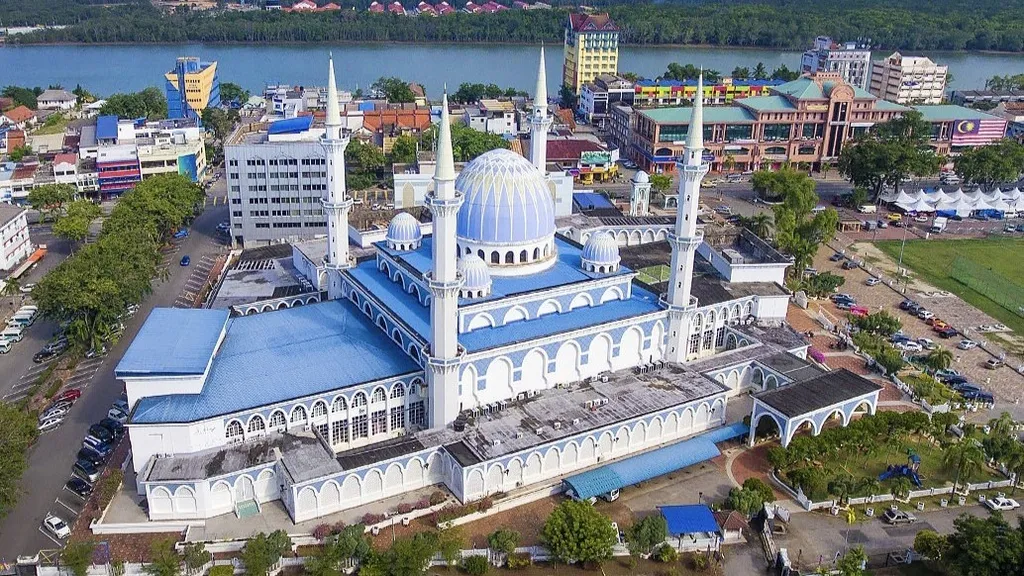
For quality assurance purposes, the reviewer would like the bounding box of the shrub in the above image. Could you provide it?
[506,553,531,570]
[690,553,710,571]
[462,555,489,576]
[312,523,332,541]
[414,498,431,510]
[488,529,521,555]
[397,503,414,515]
[331,521,346,535]
[477,496,494,512]
[362,512,384,525]
[655,544,678,563]
[429,490,447,505]
[432,503,475,524]
[209,566,234,576]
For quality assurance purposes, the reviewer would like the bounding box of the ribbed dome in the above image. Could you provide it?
[633,170,650,184]
[386,212,422,251]
[581,232,620,273]
[458,253,492,298]
[456,149,555,245]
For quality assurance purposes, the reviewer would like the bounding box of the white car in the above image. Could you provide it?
[896,341,923,353]
[985,496,1020,511]
[43,514,71,539]
[19,283,35,294]
[866,277,881,286]
[37,416,63,432]
[958,339,978,350]
[917,338,938,350]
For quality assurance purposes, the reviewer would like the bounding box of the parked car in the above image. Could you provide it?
[173,228,189,239]
[19,282,36,294]
[73,459,101,483]
[80,441,112,459]
[937,327,959,339]
[83,435,113,452]
[961,389,995,404]
[958,339,978,350]
[88,424,114,443]
[98,418,124,436]
[829,253,845,262]
[107,407,128,423]
[54,389,82,404]
[40,404,70,420]
[985,359,1005,369]
[77,447,106,467]
[931,320,950,331]
[836,301,854,311]
[898,300,917,311]
[715,205,732,215]
[866,277,881,286]
[112,397,129,414]
[914,215,929,223]
[180,255,191,267]
[882,509,917,525]
[935,369,961,380]
[33,348,64,364]
[895,341,923,353]
[65,477,94,499]
[916,338,937,350]
[842,260,858,270]
[38,416,64,432]
[43,514,71,539]
[985,497,1020,511]
[917,310,935,320]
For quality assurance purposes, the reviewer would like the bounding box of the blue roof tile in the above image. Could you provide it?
[116,308,229,377]
[659,505,721,536]
[130,301,420,424]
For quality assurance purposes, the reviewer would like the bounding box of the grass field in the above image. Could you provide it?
[875,238,1024,334]
[636,264,670,285]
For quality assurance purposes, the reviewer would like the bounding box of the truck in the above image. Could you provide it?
[857,205,877,214]
[931,216,948,233]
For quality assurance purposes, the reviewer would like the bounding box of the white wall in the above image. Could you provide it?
[754,295,790,323]
[124,375,207,412]
[130,423,201,475]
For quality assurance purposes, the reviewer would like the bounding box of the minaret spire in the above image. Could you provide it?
[529,46,553,172]
[664,68,710,363]
[320,54,353,299]
[325,52,341,135]
[535,46,548,113]
[426,85,464,429]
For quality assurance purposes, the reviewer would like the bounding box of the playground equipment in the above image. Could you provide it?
[878,451,923,487]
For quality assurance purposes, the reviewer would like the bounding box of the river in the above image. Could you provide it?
[1,43,1023,96]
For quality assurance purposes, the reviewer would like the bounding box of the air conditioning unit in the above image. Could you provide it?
[491,439,501,447]
[584,400,595,409]
[571,418,581,426]
[601,375,609,383]
[534,427,544,436]
[553,421,562,430]
[303,424,311,431]
[515,432,524,439]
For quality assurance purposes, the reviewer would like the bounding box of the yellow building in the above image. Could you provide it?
[164,57,221,120]
[562,12,619,94]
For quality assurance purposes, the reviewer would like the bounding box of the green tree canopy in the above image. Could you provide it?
[53,199,102,247]
[389,134,419,165]
[945,513,1024,576]
[371,77,417,103]
[143,538,182,576]
[28,183,75,221]
[61,541,96,576]
[664,63,721,83]
[541,500,617,565]
[420,121,509,162]
[487,528,521,555]
[955,138,1024,190]
[8,145,33,162]
[1,85,41,109]
[218,81,249,106]
[625,514,667,557]
[240,530,292,576]
[838,111,942,198]
[762,168,838,276]
[649,173,673,195]
[360,531,437,576]
[99,86,167,119]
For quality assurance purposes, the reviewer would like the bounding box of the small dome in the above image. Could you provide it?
[458,253,492,298]
[633,170,650,184]
[581,233,620,274]
[386,212,422,251]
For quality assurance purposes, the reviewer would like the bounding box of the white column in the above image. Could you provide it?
[321,54,352,300]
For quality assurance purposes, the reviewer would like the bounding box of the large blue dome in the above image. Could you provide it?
[455,149,555,245]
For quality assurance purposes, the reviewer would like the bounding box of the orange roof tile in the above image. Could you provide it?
[4,105,34,124]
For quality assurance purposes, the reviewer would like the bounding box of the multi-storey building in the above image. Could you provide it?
[633,78,784,109]
[0,204,31,272]
[913,105,1007,156]
[950,90,1024,107]
[629,73,906,173]
[800,36,872,90]
[135,120,207,182]
[224,116,330,247]
[165,57,221,120]
[869,53,947,105]
[578,74,635,128]
[562,12,619,94]
[51,153,99,194]
[464,99,518,136]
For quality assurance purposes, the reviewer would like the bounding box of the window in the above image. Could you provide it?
[352,393,367,407]
[408,401,425,427]
[371,409,387,435]
[290,405,307,425]
[372,388,387,403]
[715,326,726,348]
[226,420,244,440]
[390,406,405,430]
[314,423,328,440]
[390,384,405,399]
[269,411,286,430]
[352,414,368,439]
[248,416,265,434]
[311,402,328,421]
[332,396,347,413]
[331,419,349,444]
[763,124,792,141]
[702,330,714,350]
[689,333,700,354]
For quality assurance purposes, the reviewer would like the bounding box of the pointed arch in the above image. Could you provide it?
[467,312,496,331]
[543,446,561,474]
[562,441,579,467]
[630,420,647,448]
[520,348,549,389]
[585,333,613,376]
[486,463,504,493]
[648,416,664,441]
[466,468,485,497]
[554,340,581,382]
[384,463,404,493]
[320,481,341,511]
[524,452,542,478]
[598,431,614,457]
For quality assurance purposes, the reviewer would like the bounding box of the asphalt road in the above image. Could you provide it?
[0,190,229,559]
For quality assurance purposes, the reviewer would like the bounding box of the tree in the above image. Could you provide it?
[838,111,941,199]
[100,87,167,119]
[419,121,509,162]
[849,187,868,209]
[0,401,38,518]
[488,529,521,555]
[764,168,839,276]
[723,153,736,173]
[558,84,576,109]
[771,64,800,81]
[914,529,949,560]
[8,145,33,162]
[389,134,418,165]
[726,478,775,515]
[53,199,102,248]
[835,546,867,576]
[874,344,906,375]
[346,138,387,174]
[201,107,238,143]
[371,77,416,103]
[801,271,844,297]
[625,514,668,557]
[2,85,40,109]
[989,412,1016,437]
[731,66,750,79]
[943,441,986,493]
[181,542,211,576]
[649,173,672,195]
[462,555,489,576]
[741,212,773,239]
[144,538,182,576]
[852,311,902,336]
[218,81,249,106]
[61,541,95,576]
[945,514,1024,576]
[924,348,954,372]
[361,531,437,576]
[306,525,371,576]
[541,500,617,565]
[240,530,292,576]
[955,138,1024,190]
[752,167,810,203]
[752,62,768,80]
[890,476,913,499]
[27,183,74,222]
[664,63,721,83]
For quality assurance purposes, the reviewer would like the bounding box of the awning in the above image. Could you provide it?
[562,426,744,501]
[659,505,721,536]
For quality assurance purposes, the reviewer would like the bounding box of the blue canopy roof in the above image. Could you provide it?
[563,435,721,501]
[96,115,119,140]
[697,421,749,443]
[659,505,720,536]
[573,192,615,211]
[268,115,313,135]
[116,308,229,377]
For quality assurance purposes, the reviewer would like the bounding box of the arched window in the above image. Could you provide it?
[372,387,387,403]
[290,405,308,424]
[352,392,367,407]
[478,249,485,260]
[391,383,406,399]
[533,247,541,260]
[332,396,347,413]
[491,251,499,264]
[226,420,244,440]
[248,415,265,434]
[504,251,514,264]
[311,401,328,420]
[520,249,528,263]
[269,411,286,430]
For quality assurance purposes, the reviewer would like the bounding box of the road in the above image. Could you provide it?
[0,184,229,559]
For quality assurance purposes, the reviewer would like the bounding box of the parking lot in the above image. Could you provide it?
[174,253,220,309]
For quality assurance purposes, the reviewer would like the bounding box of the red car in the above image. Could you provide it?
[53,389,82,404]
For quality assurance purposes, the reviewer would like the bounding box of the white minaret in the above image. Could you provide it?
[629,172,652,216]
[529,47,552,172]
[321,54,352,300]
[426,92,464,429]
[664,72,709,364]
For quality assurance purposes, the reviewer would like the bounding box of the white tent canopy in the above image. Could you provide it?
[923,189,950,204]
[972,197,997,211]
[897,198,936,213]
[936,198,974,217]
[1002,188,1022,201]
[893,190,918,205]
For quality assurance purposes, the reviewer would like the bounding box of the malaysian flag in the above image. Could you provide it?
[951,118,1006,145]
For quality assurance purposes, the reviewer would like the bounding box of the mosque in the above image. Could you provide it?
[117,52,825,524]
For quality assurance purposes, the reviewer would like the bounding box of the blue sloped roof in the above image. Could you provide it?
[116,308,229,377]
[268,115,313,135]
[698,421,749,443]
[573,192,615,211]
[564,436,721,501]
[96,115,119,140]
[659,505,720,536]
[130,300,419,424]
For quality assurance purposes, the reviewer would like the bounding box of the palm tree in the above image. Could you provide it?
[925,349,954,372]
[843,507,857,550]
[1,277,20,307]
[1004,444,1024,495]
[745,213,773,239]
[891,477,913,500]
[988,412,1016,437]
[943,441,986,493]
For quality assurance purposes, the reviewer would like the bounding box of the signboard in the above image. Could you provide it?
[702,151,716,162]
[580,151,612,166]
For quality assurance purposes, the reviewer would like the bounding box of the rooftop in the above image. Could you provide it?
[3,105,34,124]
[912,104,1003,122]
[639,106,756,125]
[659,505,720,536]
[130,300,421,424]
[38,89,76,102]
[116,308,229,377]
[0,204,25,228]
[568,12,619,32]
[753,368,882,417]
[757,352,825,383]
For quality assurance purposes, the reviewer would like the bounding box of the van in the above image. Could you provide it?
[0,340,11,354]
[12,310,36,322]
[857,205,877,214]
[7,317,32,329]
[1,326,24,343]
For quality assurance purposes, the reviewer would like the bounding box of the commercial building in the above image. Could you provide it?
[629,73,907,173]
[463,99,517,136]
[36,89,78,111]
[950,90,1024,107]
[165,57,221,120]
[0,204,31,272]
[913,105,1007,156]
[90,115,206,198]
[562,12,619,94]
[51,153,99,194]
[633,78,784,109]
[578,74,635,128]
[869,53,947,105]
[800,36,872,90]
[990,101,1024,142]
[224,116,330,247]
